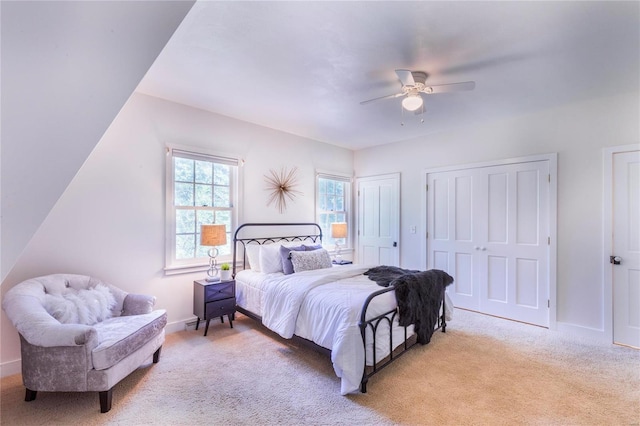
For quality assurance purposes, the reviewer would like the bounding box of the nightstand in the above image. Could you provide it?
[193,279,236,336]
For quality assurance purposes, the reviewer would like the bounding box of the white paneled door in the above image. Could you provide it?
[357,174,400,266]
[427,160,551,327]
[613,150,640,348]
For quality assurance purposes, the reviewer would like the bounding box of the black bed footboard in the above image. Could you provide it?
[358,287,446,393]
[232,222,449,395]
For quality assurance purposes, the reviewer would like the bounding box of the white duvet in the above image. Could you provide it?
[259,265,406,395]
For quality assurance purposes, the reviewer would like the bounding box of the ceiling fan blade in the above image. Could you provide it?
[440,54,527,75]
[360,92,404,105]
[395,69,415,86]
[422,81,475,94]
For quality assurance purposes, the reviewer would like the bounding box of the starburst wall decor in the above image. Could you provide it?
[264,166,303,213]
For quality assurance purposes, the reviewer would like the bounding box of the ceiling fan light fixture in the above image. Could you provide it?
[402,94,423,111]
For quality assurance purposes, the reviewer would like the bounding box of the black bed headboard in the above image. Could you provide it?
[232,223,323,277]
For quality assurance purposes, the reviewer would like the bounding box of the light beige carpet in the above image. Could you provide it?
[1,309,638,425]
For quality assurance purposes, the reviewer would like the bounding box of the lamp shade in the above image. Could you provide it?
[330,222,348,239]
[200,224,227,246]
[401,94,423,111]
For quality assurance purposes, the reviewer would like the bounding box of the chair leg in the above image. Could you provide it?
[25,388,37,402]
[99,389,113,413]
[153,346,162,363]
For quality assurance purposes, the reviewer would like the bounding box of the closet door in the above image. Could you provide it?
[427,160,550,327]
[428,168,483,311]
[480,161,549,326]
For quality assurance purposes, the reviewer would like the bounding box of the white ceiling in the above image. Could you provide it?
[136,1,639,151]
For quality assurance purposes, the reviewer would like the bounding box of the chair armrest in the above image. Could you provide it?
[3,296,99,348]
[23,322,98,348]
[122,293,156,315]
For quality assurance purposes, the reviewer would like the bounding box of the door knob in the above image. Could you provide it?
[610,256,622,265]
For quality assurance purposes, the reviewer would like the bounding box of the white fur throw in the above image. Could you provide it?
[43,284,116,325]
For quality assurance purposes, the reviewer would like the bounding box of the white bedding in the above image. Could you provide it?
[235,265,416,395]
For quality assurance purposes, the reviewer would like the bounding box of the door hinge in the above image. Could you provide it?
[357,190,360,196]
[548,299,550,308]
[548,174,551,183]
[548,236,550,245]
[426,184,429,191]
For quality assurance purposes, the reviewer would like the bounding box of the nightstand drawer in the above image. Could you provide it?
[194,279,236,336]
[206,298,236,318]
[205,281,235,302]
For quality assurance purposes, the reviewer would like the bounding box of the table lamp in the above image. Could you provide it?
[330,222,348,263]
[200,224,227,282]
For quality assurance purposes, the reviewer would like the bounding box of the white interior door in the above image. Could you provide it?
[357,174,400,266]
[480,162,549,326]
[613,150,640,347]
[428,168,481,311]
[427,160,551,327]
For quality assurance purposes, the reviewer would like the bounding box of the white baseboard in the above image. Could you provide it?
[1,359,21,378]
[161,317,200,334]
[556,321,611,345]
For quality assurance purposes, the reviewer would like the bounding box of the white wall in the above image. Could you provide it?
[0,0,194,281]
[1,0,635,375]
[0,93,353,374]
[354,91,640,339]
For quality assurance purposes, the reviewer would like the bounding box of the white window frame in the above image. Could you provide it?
[315,170,352,251]
[165,146,240,275]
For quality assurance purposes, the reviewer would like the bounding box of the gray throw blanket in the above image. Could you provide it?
[364,266,454,344]
[363,265,419,287]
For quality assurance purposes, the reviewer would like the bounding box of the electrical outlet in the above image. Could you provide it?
[410,226,417,234]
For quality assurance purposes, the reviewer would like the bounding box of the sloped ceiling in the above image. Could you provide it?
[137,1,639,150]
[1,1,195,281]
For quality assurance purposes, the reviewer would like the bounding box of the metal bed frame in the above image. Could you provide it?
[232,222,446,393]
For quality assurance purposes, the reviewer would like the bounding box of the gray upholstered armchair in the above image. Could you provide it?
[2,274,167,413]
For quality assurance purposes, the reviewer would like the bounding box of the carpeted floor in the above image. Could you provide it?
[1,309,638,425]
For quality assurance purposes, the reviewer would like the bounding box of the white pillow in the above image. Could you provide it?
[245,245,262,272]
[290,249,332,273]
[259,243,284,274]
[43,284,116,325]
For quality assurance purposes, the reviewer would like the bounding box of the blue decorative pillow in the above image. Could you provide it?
[280,245,305,275]
[303,244,323,251]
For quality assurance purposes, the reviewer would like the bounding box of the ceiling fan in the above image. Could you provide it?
[360,69,475,112]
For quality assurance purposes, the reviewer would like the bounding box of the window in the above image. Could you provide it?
[316,173,351,248]
[166,148,238,273]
